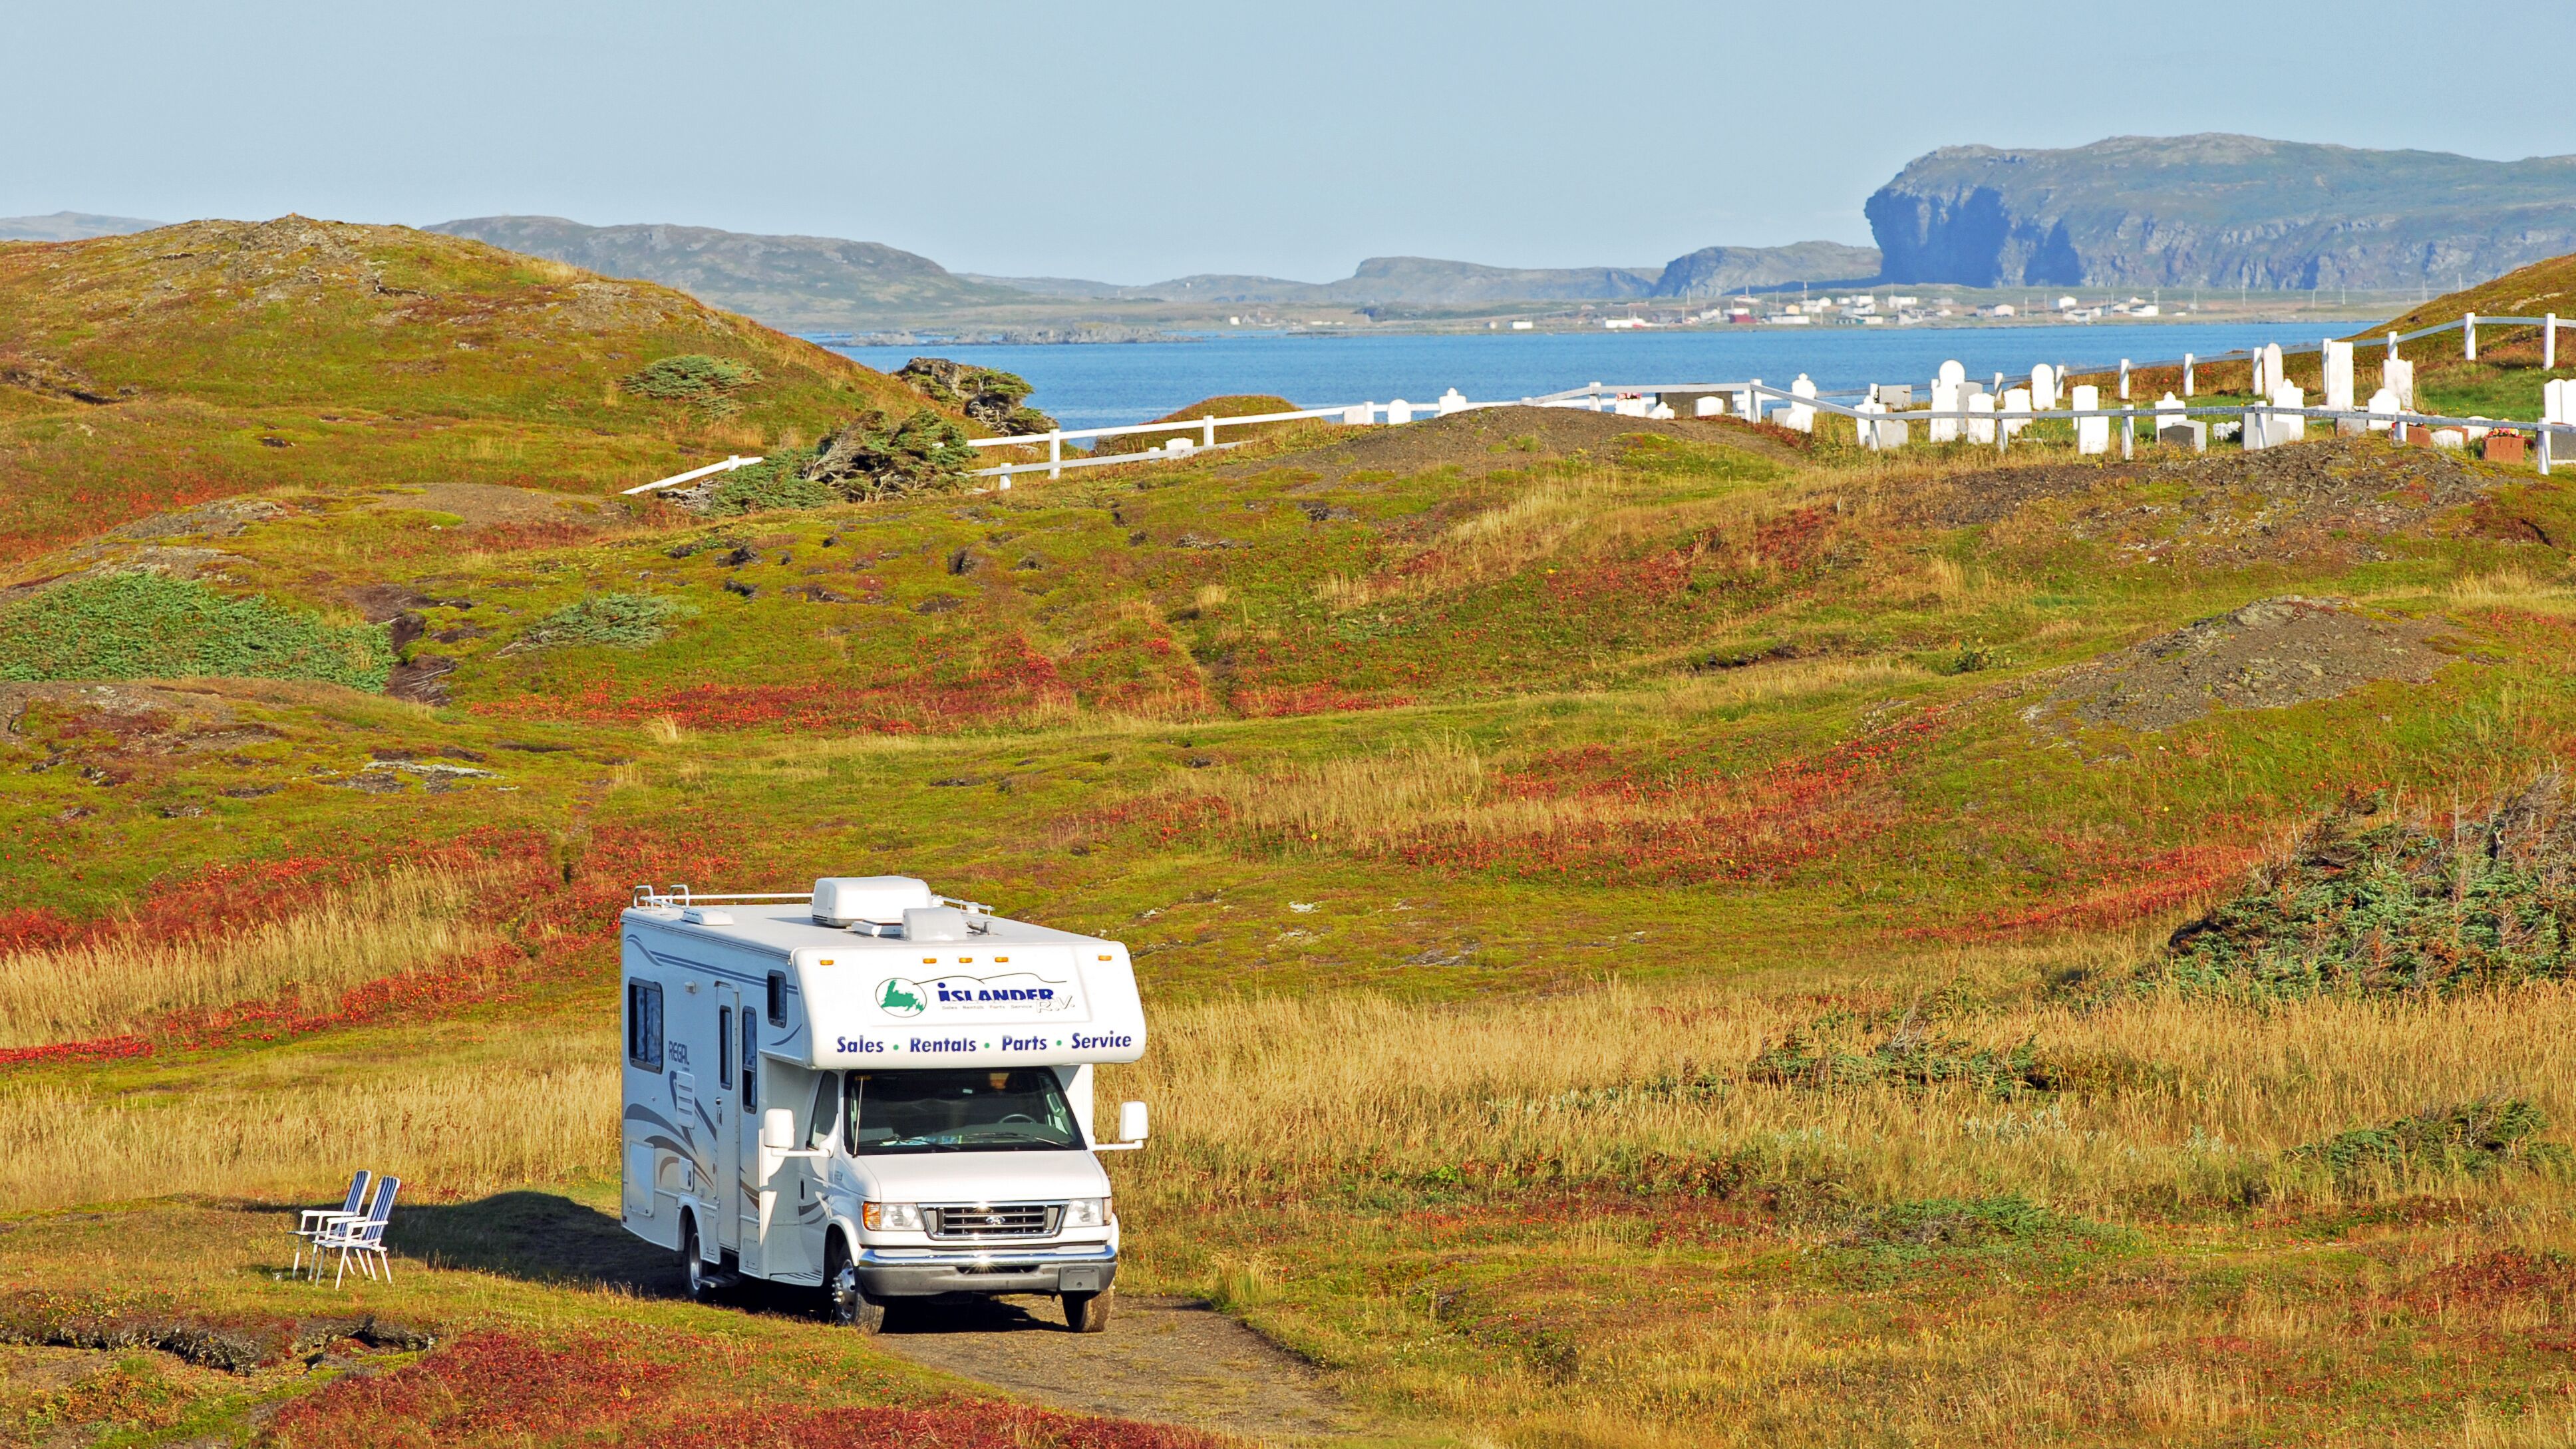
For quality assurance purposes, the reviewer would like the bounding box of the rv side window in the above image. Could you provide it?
[740,1011,758,1113]
[717,1007,733,1088]
[625,981,664,1071]
[808,1072,840,1150]
[766,971,786,1027]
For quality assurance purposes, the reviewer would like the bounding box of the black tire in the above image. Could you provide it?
[824,1237,887,1333]
[679,1216,715,1304]
[1064,1286,1114,1334]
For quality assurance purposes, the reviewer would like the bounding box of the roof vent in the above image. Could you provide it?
[902,905,974,942]
[681,907,734,926]
[812,876,935,929]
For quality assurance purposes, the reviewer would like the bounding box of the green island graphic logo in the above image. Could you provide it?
[874,978,927,1018]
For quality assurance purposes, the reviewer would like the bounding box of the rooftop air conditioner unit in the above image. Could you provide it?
[811,876,935,933]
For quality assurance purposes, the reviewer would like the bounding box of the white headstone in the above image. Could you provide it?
[2367,387,2399,432]
[1694,395,1725,418]
[1967,393,1997,445]
[2031,363,2058,410]
[2384,357,2415,410]
[2432,428,2468,450]
[1387,398,1414,424]
[2001,387,2033,437]
[1344,403,1374,425]
[2467,416,2493,443]
[1647,402,1675,420]
[1613,396,1649,418]
[1929,380,1961,442]
[1789,374,1818,433]
[1436,388,1468,415]
[2072,385,2108,454]
[2270,382,2305,444]
[2323,339,2355,411]
[2548,378,2569,426]
[1938,359,1967,388]
[2262,343,2285,398]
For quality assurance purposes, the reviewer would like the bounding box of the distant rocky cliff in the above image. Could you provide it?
[1865,134,2576,291]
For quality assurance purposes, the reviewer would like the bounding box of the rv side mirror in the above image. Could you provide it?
[761,1107,795,1152]
[1117,1100,1149,1143]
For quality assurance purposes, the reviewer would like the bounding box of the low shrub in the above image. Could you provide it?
[2287,1097,2571,1190]
[620,355,760,415]
[1840,1193,2128,1252]
[1748,1021,2052,1098]
[2160,773,2576,997]
[0,574,391,691]
[515,593,697,651]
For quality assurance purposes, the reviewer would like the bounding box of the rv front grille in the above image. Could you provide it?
[926,1203,1061,1240]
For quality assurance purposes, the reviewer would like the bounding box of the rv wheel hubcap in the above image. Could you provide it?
[832,1265,860,1323]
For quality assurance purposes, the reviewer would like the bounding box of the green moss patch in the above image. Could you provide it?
[0,575,391,690]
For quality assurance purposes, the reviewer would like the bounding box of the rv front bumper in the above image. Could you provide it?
[856,1244,1117,1299]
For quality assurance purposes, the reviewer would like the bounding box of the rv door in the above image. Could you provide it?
[736,1000,761,1262]
[714,987,744,1259]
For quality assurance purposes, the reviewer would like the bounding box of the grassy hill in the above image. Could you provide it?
[10,250,2576,1444]
[0,216,949,562]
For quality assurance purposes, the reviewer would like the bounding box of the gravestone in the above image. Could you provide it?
[2072,385,2108,454]
[2323,339,2356,411]
[1929,380,1961,443]
[2031,363,2058,410]
[2262,344,2285,399]
[1343,403,1374,425]
[1387,398,1414,424]
[2269,382,2305,444]
[1788,374,1818,433]
[2158,421,2207,451]
[2001,387,2033,437]
[2368,387,2400,432]
[1967,393,1997,444]
[1871,383,1913,408]
[1939,359,1967,389]
[1693,395,1726,418]
[2486,432,2528,464]
[1647,402,1675,420]
[1436,389,1468,416]
[2384,357,2416,410]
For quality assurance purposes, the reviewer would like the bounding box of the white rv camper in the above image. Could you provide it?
[619,876,1150,1333]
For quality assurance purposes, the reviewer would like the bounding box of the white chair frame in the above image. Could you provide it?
[315,1176,399,1287]
[292,1170,371,1278]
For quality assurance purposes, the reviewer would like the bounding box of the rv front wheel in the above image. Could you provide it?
[1063,1287,1115,1334]
[824,1239,887,1333]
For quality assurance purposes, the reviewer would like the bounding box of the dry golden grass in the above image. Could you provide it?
[0,1021,615,1210]
[1106,977,2576,1217]
[0,867,503,1048]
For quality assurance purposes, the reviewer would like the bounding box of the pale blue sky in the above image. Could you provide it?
[9,0,2570,283]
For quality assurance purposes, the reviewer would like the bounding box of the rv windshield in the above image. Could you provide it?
[846,1068,1083,1154]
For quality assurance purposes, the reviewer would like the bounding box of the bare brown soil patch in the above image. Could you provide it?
[1902,437,2493,565]
[878,1294,1355,1441]
[369,481,602,528]
[2034,596,2460,733]
[1225,404,1794,488]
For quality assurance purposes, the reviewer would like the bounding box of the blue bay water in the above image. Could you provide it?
[826,323,2333,431]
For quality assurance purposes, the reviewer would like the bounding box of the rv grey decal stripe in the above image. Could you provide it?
[626,934,795,986]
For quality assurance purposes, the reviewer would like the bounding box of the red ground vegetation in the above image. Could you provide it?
[1228,683,1415,718]
[0,822,747,1070]
[478,639,1078,732]
[265,1329,1232,1449]
[1907,840,2269,941]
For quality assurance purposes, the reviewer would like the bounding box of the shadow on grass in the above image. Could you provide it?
[385,1190,677,1294]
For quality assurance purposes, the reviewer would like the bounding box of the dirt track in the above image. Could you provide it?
[876,1294,1355,1443]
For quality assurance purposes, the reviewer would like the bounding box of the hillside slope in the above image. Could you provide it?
[426,215,1040,328]
[0,216,948,558]
[1868,133,2576,289]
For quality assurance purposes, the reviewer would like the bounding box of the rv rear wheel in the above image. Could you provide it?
[679,1217,715,1304]
[824,1239,887,1333]
[1063,1286,1115,1334]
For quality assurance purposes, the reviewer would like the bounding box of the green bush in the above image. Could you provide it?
[2159,774,2576,997]
[2288,1098,2571,1190]
[0,575,391,691]
[621,355,760,414]
[518,593,697,650]
[697,452,839,516]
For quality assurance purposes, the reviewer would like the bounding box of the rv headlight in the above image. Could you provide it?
[862,1201,921,1231]
[1062,1197,1109,1229]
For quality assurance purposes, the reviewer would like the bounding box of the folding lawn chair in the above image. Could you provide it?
[317,1176,399,1287]
[292,1170,371,1278]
